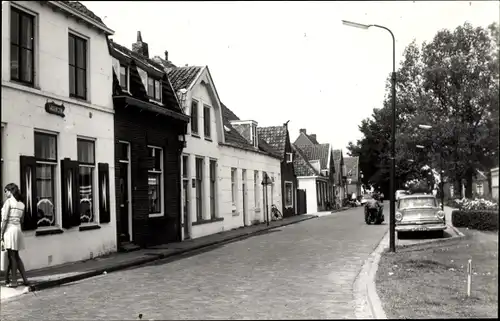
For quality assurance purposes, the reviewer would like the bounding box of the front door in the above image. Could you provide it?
[183,179,189,238]
[119,162,130,243]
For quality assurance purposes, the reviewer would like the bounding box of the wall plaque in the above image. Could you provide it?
[45,101,65,117]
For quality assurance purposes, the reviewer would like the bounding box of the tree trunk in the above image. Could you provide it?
[465,167,474,198]
[454,175,463,198]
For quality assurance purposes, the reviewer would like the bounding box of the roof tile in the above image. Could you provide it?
[60,1,107,27]
[257,126,287,157]
[166,66,204,92]
[294,144,330,170]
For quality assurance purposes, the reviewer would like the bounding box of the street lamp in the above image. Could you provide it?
[342,19,397,252]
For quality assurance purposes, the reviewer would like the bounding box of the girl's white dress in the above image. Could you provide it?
[1,197,26,251]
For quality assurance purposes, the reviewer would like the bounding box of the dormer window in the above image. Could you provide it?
[119,64,128,91]
[251,124,258,147]
[286,152,293,163]
[147,76,161,102]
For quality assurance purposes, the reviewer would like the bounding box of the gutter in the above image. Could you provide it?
[218,142,282,160]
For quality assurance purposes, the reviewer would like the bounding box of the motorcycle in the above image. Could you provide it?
[364,204,384,225]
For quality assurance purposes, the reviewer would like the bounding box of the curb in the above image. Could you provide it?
[29,215,317,293]
[354,231,389,319]
[396,224,465,250]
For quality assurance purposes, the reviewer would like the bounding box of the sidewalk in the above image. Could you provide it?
[1,213,318,300]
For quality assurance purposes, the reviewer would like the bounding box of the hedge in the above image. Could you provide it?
[452,210,499,231]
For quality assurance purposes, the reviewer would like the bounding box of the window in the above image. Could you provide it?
[34,132,57,227]
[191,100,199,135]
[182,155,189,220]
[69,33,87,99]
[77,139,95,223]
[147,76,162,101]
[316,181,321,206]
[204,105,211,139]
[476,183,483,196]
[231,168,237,207]
[251,124,258,147]
[148,146,163,215]
[119,64,128,90]
[195,158,203,221]
[286,152,293,163]
[10,7,34,84]
[209,160,216,219]
[254,171,259,208]
[285,182,293,207]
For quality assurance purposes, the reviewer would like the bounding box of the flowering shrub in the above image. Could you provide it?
[450,198,498,211]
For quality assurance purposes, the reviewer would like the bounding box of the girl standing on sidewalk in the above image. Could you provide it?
[1,183,29,288]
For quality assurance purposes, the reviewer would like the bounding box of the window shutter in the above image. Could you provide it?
[19,155,37,231]
[98,163,111,224]
[61,158,80,229]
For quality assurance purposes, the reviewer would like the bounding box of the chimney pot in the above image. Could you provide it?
[137,31,142,42]
[132,31,149,58]
[164,50,169,61]
[299,128,307,134]
[310,134,317,140]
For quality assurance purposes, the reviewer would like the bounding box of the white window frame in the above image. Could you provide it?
[34,130,59,229]
[251,124,258,147]
[147,76,162,102]
[68,30,90,101]
[195,157,204,221]
[148,145,164,217]
[77,137,97,224]
[285,181,293,208]
[254,170,260,209]
[231,168,237,212]
[286,152,293,163]
[191,99,199,136]
[476,183,483,196]
[10,3,40,87]
[209,159,217,219]
[203,104,211,139]
[119,64,129,91]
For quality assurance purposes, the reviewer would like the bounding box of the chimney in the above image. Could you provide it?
[310,134,317,141]
[299,128,307,134]
[164,50,169,61]
[132,31,149,58]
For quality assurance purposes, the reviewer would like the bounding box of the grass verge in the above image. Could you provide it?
[376,228,498,319]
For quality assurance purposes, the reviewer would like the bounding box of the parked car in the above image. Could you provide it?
[395,189,409,202]
[395,194,446,238]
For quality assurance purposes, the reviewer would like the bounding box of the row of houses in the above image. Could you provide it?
[0,1,361,270]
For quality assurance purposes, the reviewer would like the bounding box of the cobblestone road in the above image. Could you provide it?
[1,206,387,320]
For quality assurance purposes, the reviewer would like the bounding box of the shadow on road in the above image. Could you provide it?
[398,230,453,240]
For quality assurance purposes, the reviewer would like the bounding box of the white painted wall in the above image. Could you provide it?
[1,1,116,270]
[297,177,318,214]
[188,144,282,239]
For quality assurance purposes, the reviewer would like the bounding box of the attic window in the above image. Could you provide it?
[147,76,162,102]
[119,64,128,91]
[286,152,293,163]
[251,124,258,147]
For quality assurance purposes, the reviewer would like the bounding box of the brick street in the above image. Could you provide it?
[1,206,387,320]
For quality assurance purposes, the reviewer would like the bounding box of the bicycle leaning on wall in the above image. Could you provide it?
[271,204,283,221]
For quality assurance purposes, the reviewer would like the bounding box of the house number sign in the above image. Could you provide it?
[45,101,66,118]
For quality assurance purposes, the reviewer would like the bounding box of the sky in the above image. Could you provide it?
[81,1,499,154]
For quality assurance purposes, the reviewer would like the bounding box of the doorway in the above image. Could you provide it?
[118,141,132,243]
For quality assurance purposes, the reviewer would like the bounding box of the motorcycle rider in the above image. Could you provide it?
[365,193,383,221]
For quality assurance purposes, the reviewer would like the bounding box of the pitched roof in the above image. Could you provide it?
[344,156,360,183]
[292,144,320,177]
[109,41,183,114]
[293,131,319,146]
[166,66,203,92]
[257,126,288,156]
[220,103,281,158]
[294,144,330,170]
[333,149,342,160]
[60,1,107,27]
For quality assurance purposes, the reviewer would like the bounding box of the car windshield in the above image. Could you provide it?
[399,197,436,209]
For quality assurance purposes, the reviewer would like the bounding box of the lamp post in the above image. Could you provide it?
[342,20,397,252]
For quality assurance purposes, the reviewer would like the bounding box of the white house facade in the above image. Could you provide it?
[160,61,283,239]
[1,1,116,270]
